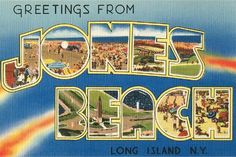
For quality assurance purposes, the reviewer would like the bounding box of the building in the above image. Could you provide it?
[97,96,103,123]
[136,101,140,112]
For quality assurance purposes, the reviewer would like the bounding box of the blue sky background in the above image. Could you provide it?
[0,0,236,156]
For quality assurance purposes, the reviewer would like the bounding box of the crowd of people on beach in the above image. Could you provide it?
[42,41,88,75]
[194,90,230,137]
[91,43,128,70]
[157,92,188,137]
[10,40,40,88]
[13,64,39,87]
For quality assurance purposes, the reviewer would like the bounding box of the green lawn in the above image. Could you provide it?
[141,120,153,131]
[182,55,199,64]
[123,120,153,136]
[89,91,118,116]
[59,90,84,122]
[59,112,78,122]
[132,120,153,131]
[69,90,84,104]
[59,128,82,136]
[59,90,82,111]
[171,64,201,76]
[122,105,151,116]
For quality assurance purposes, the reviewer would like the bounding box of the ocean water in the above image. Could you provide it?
[45,36,201,43]
[134,36,156,40]
[92,36,129,43]
[46,37,86,41]
[45,36,130,43]
[172,35,201,43]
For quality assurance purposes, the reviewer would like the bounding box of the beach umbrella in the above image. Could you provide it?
[47,62,66,69]
[207,111,216,118]
[169,107,178,114]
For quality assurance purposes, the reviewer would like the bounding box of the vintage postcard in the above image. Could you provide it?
[0,0,235,156]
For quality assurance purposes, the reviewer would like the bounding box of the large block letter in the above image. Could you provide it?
[1,30,42,92]
[169,28,204,80]
[122,87,155,139]
[156,87,191,140]
[89,22,130,73]
[193,87,232,140]
[55,87,87,140]
[87,87,120,139]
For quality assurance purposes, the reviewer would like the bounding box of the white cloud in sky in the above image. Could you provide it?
[133,27,166,38]
[24,34,39,39]
[172,31,201,36]
[91,25,167,38]
[91,25,129,37]
[46,29,83,38]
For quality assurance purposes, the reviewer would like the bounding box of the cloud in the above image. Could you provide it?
[46,29,84,38]
[91,25,129,37]
[133,27,166,38]
[172,31,201,36]
[24,35,39,39]
[91,25,167,38]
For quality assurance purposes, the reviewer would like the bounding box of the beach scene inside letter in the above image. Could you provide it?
[193,88,231,139]
[170,29,203,77]
[56,89,86,138]
[4,33,40,89]
[91,24,129,71]
[42,26,88,76]
[133,25,166,74]
[122,89,154,138]
[156,89,190,139]
[88,89,119,138]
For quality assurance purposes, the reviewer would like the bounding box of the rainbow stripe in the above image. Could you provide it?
[0,84,54,157]
[0,110,54,157]
[202,53,236,73]
[0,84,10,103]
